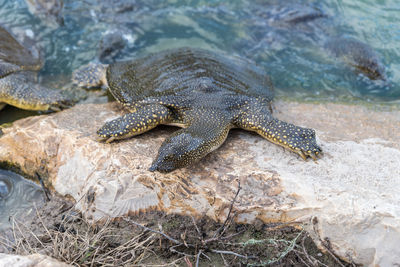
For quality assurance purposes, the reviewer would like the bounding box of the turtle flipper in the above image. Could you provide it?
[234,103,321,160]
[97,104,173,143]
[150,118,231,172]
[72,63,108,88]
[0,72,76,111]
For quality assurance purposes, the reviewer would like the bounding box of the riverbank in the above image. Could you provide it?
[0,100,399,266]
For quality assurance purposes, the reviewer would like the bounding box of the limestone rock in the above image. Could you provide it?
[0,253,70,267]
[0,101,399,266]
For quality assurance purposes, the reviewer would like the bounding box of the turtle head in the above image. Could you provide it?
[149,130,206,173]
[354,57,386,81]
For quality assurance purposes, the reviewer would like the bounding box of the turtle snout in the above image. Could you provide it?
[149,157,176,173]
[149,145,181,173]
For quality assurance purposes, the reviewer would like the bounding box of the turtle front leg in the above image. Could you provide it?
[234,105,322,160]
[97,104,173,143]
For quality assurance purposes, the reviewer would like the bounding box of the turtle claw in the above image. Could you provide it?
[105,137,115,143]
[303,144,322,161]
[94,133,114,143]
[298,150,307,160]
[309,151,318,161]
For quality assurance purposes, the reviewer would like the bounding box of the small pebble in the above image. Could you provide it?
[25,29,34,38]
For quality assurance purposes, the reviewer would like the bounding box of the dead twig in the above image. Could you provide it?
[184,256,193,267]
[211,181,241,240]
[195,249,202,267]
[320,239,345,267]
[293,249,329,267]
[123,217,181,245]
[35,172,51,201]
[210,249,252,259]
[301,234,319,267]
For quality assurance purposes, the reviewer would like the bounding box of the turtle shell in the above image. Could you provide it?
[105,47,274,105]
[0,26,42,78]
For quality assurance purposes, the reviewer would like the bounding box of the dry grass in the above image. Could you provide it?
[0,185,353,266]
[1,211,159,266]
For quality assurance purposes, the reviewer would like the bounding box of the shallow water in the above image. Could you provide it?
[0,169,44,230]
[0,0,399,124]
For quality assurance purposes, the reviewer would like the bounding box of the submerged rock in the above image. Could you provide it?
[0,101,399,266]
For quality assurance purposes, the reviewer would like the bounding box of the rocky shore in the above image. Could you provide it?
[0,100,399,266]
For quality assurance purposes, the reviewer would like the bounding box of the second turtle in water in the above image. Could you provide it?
[74,48,321,172]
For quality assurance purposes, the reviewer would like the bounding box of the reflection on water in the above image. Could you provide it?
[0,0,399,124]
[0,169,44,230]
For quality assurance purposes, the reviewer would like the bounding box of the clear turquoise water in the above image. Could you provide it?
[0,0,399,124]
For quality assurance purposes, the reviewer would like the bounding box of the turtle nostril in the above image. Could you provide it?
[148,163,157,172]
[149,157,176,173]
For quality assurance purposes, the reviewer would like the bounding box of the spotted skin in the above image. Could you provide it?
[72,63,108,88]
[97,104,173,142]
[79,47,322,172]
[150,113,231,172]
[0,72,73,111]
[234,101,320,160]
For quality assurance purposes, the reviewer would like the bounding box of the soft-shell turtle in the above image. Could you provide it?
[241,3,386,81]
[0,26,72,112]
[324,37,386,80]
[73,47,321,172]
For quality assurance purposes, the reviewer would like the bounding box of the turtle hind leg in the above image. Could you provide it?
[97,104,173,143]
[234,103,322,160]
[72,63,108,88]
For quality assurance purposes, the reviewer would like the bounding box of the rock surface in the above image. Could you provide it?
[0,101,399,266]
[0,253,70,267]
